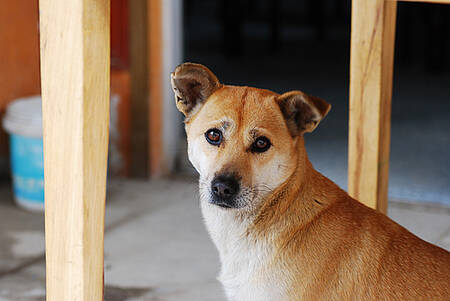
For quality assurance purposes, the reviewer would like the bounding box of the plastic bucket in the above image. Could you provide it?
[2,96,44,211]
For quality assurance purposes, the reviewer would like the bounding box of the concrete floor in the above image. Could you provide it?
[0,178,449,301]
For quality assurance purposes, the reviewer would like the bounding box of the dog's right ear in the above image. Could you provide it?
[171,63,222,118]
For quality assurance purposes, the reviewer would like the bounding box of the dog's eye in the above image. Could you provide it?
[205,128,222,146]
[252,136,271,153]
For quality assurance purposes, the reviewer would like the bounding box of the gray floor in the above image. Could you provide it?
[0,178,449,301]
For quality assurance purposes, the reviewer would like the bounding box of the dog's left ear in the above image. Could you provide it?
[276,91,331,136]
[171,63,222,118]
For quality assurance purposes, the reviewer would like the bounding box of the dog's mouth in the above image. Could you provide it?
[209,199,235,209]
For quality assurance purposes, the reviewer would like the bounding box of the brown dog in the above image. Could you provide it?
[171,63,450,300]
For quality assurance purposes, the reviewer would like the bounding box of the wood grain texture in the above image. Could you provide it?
[348,0,397,213]
[39,0,110,299]
[148,0,163,177]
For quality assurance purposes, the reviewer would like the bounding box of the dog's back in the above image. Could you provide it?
[250,171,450,300]
[286,196,450,300]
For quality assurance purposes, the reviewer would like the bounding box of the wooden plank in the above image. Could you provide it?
[39,0,110,299]
[148,0,163,177]
[348,0,397,213]
[397,0,450,4]
[161,0,184,173]
[129,0,149,177]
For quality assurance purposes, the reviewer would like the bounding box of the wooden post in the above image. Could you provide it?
[398,0,450,3]
[148,0,163,177]
[130,0,149,177]
[39,0,110,300]
[147,0,183,177]
[348,0,397,213]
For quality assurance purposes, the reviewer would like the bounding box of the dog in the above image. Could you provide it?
[171,63,450,300]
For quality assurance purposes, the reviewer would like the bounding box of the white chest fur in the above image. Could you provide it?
[200,203,288,301]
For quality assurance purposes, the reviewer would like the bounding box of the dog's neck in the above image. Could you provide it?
[200,137,346,295]
[201,137,345,256]
[248,137,344,239]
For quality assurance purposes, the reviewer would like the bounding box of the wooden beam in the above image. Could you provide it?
[39,0,110,299]
[348,0,397,213]
[397,0,450,4]
[129,0,149,177]
[148,0,163,177]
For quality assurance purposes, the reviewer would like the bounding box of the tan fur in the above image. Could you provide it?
[172,63,450,300]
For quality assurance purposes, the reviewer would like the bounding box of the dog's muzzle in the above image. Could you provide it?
[210,174,240,208]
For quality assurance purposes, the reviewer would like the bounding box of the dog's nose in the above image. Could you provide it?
[211,175,240,207]
[212,181,237,199]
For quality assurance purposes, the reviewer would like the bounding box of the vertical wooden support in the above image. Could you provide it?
[148,0,163,177]
[147,0,183,177]
[399,0,450,3]
[39,0,110,299]
[348,0,397,213]
[130,0,149,177]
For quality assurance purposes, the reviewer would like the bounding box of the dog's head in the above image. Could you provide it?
[171,63,330,212]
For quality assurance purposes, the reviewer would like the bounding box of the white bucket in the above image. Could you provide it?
[2,94,120,211]
[2,96,44,211]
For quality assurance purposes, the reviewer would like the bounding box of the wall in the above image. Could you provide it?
[0,0,41,171]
